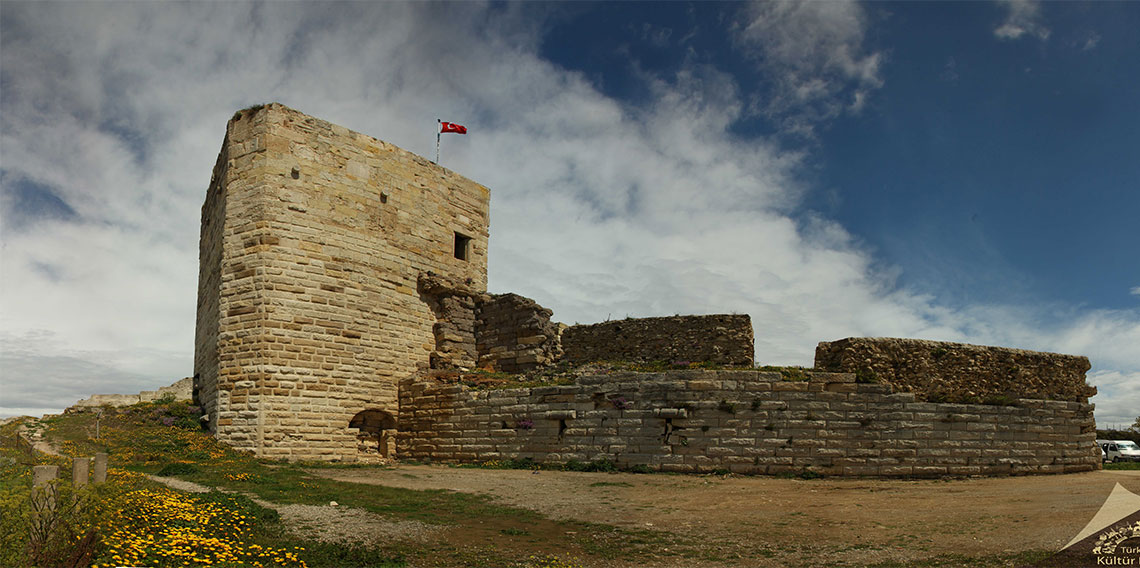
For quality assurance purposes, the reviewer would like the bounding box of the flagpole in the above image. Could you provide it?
[436,119,441,163]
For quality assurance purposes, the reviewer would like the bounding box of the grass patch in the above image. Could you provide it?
[861,549,1054,567]
[755,365,814,381]
[1104,461,1140,470]
[562,459,618,473]
[155,461,199,476]
[11,402,707,567]
[466,457,544,470]
[775,467,825,480]
[0,436,320,567]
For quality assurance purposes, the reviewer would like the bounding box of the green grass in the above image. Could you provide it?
[1104,461,1140,470]
[858,549,1054,568]
[5,399,1093,568]
[5,402,722,567]
[755,365,812,381]
[0,416,403,568]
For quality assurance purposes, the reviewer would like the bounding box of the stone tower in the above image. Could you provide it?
[194,103,489,461]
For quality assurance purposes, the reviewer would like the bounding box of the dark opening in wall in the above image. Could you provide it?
[454,232,471,260]
[349,409,398,458]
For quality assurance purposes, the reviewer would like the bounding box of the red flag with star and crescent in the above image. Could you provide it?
[439,121,467,134]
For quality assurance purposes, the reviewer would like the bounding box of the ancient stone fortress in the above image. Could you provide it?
[195,104,1100,475]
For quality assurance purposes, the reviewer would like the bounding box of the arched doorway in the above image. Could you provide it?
[349,409,397,458]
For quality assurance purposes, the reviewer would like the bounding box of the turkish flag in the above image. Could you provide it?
[439,121,467,134]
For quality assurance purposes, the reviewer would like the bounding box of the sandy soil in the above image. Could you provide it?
[312,465,1140,567]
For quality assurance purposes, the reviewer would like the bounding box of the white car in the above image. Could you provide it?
[1097,439,1140,463]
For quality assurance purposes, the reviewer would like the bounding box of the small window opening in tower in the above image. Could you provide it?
[454,232,471,261]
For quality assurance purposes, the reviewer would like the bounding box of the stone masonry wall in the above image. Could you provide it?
[398,370,1099,476]
[561,314,754,366]
[195,103,489,461]
[193,139,230,424]
[815,338,1096,404]
[476,293,563,373]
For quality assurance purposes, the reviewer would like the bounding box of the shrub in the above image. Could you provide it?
[0,479,30,568]
[156,461,199,476]
[562,459,617,473]
[778,367,808,381]
[855,368,879,384]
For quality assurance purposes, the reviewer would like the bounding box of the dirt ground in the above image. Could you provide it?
[312,465,1140,567]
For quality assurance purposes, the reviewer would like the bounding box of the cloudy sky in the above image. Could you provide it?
[1,1,1137,425]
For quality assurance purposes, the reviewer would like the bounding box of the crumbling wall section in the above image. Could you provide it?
[397,369,1099,477]
[561,314,754,366]
[418,273,479,370]
[814,338,1096,404]
[476,294,563,373]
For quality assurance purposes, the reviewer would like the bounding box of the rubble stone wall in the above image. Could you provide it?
[397,369,1099,476]
[194,103,489,461]
[561,315,754,366]
[418,273,479,371]
[814,338,1096,404]
[476,294,563,373]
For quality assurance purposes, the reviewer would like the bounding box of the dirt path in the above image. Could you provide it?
[313,465,1140,566]
[17,419,63,457]
[146,475,439,548]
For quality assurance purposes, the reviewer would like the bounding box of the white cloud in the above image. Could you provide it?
[994,0,1050,42]
[733,0,885,136]
[1130,286,1140,297]
[0,2,1136,426]
[1082,32,1102,51]
[1088,371,1140,428]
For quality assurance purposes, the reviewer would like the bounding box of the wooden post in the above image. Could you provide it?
[93,453,108,484]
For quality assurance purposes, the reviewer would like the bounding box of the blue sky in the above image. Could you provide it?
[1,1,1137,425]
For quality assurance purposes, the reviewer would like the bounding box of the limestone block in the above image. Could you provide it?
[541,410,576,420]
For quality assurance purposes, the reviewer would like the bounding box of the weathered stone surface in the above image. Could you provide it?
[814,338,1095,404]
[190,105,1100,473]
[195,103,489,461]
[561,314,754,366]
[72,457,90,487]
[397,368,1099,477]
[475,293,562,373]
